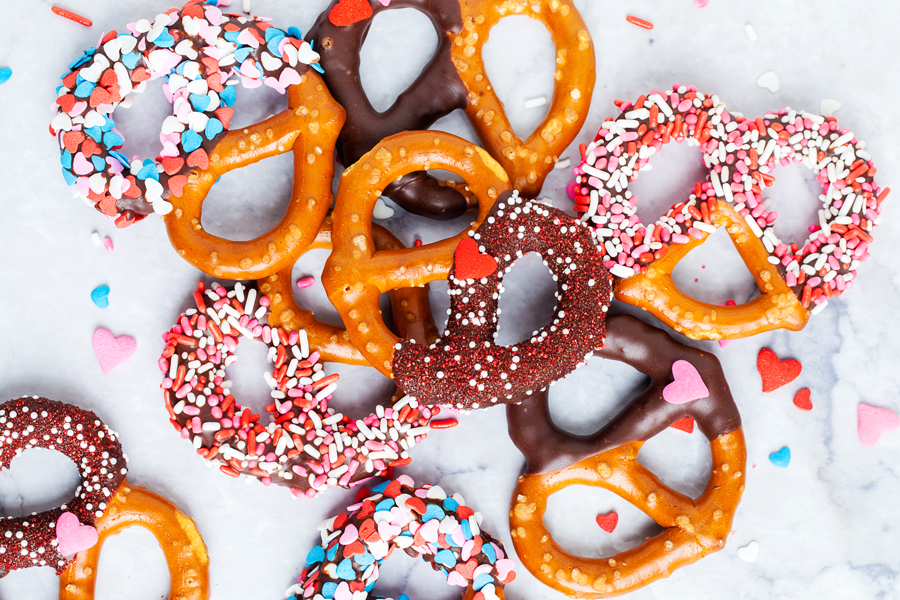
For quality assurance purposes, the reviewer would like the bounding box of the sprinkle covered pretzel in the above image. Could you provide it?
[507,315,745,596]
[323,131,510,378]
[288,476,515,600]
[308,0,474,219]
[451,0,595,197]
[572,84,888,339]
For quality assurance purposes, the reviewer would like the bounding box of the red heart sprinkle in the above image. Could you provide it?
[670,416,695,433]
[80,138,100,158]
[357,500,376,520]
[98,195,119,217]
[328,0,374,26]
[168,175,188,198]
[131,67,151,83]
[472,593,485,600]
[62,71,79,90]
[99,68,117,87]
[56,94,77,113]
[333,512,349,530]
[348,581,366,593]
[182,3,204,18]
[793,388,813,411]
[358,518,378,542]
[405,497,426,515]
[454,237,498,280]
[62,131,85,153]
[383,480,402,498]
[123,176,142,198]
[186,149,209,170]
[456,505,474,521]
[100,30,117,45]
[161,156,185,175]
[455,558,478,579]
[89,86,113,108]
[596,511,618,533]
[342,540,366,557]
[500,571,516,585]
[469,535,482,557]
[353,488,371,503]
[206,72,224,93]
[757,348,802,393]
[214,107,233,129]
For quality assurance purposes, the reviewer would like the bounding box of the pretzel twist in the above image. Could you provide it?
[164,72,345,280]
[59,480,210,600]
[451,0,595,197]
[323,131,510,377]
[507,315,746,596]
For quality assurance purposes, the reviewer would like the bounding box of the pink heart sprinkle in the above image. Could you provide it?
[662,360,710,405]
[377,520,400,541]
[473,564,493,578]
[378,0,391,5]
[92,328,137,374]
[418,519,439,543]
[461,539,475,561]
[237,28,260,48]
[718,339,734,348]
[338,523,358,545]
[56,511,98,555]
[333,582,352,600]
[279,68,303,89]
[446,571,468,588]
[73,153,94,175]
[495,558,515,581]
[858,403,899,447]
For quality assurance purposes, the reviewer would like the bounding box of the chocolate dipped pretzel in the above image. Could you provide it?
[507,315,745,596]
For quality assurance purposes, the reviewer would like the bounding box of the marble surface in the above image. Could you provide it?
[0,0,899,598]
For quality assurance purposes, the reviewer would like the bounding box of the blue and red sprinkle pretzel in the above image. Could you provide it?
[289,476,515,600]
[52,0,320,227]
[571,84,888,338]
[160,281,434,498]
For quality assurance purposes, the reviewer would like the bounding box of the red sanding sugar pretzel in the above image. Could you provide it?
[323,130,511,378]
[392,191,613,409]
[571,84,888,339]
[261,217,438,365]
[451,0,595,197]
[506,315,745,596]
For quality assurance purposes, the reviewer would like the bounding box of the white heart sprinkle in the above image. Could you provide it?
[182,16,201,37]
[737,540,759,562]
[373,198,395,220]
[175,40,198,60]
[189,111,210,132]
[153,199,174,215]
[134,19,152,34]
[425,486,446,500]
[820,98,841,117]
[186,78,209,96]
[83,111,107,128]
[119,95,134,109]
[282,43,298,67]
[145,177,164,203]
[119,34,137,55]
[182,61,201,81]
[103,38,122,61]
[205,90,220,112]
[260,51,283,72]
[756,71,779,93]
[168,73,189,93]
[296,42,320,65]
[109,175,125,199]
[78,61,105,83]
[89,173,107,194]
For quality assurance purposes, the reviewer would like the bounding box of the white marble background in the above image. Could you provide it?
[0,0,899,598]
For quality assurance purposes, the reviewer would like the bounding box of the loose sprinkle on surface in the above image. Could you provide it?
[756,71,779,93]
[737,540,759,562]
[524,96,547,109]
[768,446,790,468]
[91,284,110,308]
[0,67,11,85]
[858,403,899,447]
[51,6,93,27]
[103,237,114,252]
[745,24,758,41]
[626,16,654,30]
[296,277,315,290]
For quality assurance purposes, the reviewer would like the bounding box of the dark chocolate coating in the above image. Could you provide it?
[308,0,470,219]
[507,314,742,474]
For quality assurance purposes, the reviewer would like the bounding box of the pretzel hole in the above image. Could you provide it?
[224,323,277,417]
[359,9,438,112]
[94,527,170,599]
[628,140,710,229]
[544,486,663,557]
[292,248,349,327]
[670,227,760,306]
[429,279,451,336]
[108,76,170,162]
[482,16,555,140]
[549,357,647,436]
[494,253,557,347]
[200,150,294,241]
[637,426,713,499]
[759,161,824,246]
[0,448,80,518]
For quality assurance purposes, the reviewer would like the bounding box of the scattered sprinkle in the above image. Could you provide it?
[756,70,779,93]
[103,237,114,252]
[93,328,137,374]
[768,446,790,468]
[669,416,695,433]
[595,512,618,532]
[858,403,899,447]
[694,0,709,7]
[819,98,841,117]
[429,418,458,429]
[296,277,315,290]
[413,238,423,247]
[744,23,757,41]
[737,540,759,562]
[373,197,395,220]
[554,158,571,170]
[90,285,110,308]
[524,96,547,109]
[757,349,801,393]
[662,360,709,405]
[626,15,654,30]
[91,231,102,246]
[328,0,373,27]
[51,6,93,27]
[792,388,812,411]
[243,0,252,13]
[0,67,11,85]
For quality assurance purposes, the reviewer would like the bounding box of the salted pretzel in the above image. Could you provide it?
[288,476,515,600]
[323,130,510,378]
[0,397,208,599]
[261,216,438,365]
[506,315,745,596]
[571,84,888,339]
[450,0,595,197]
[393,191,613,409]
[307,0,473,219]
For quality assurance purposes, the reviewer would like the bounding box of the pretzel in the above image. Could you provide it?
[571,84,888,339]
[393,191,613,408]
[323,130,510,378]
[307,0,474,220]
[261,216,438,365]
[160,280,436,497]
[59,481,210,600]
[53,1,326,230]
[287,475,515,600]
[450,0,595,197]
[0,396,208,599]
[506,315,745,596]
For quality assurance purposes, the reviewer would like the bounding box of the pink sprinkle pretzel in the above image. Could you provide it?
[53,0,319,227]
[289,475,515,600]
[160,281,434,498]
[571,84,888,339]
[393,191,613,409]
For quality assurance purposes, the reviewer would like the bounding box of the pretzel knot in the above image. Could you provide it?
[506,315,746,596]
[572,84,888,340]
